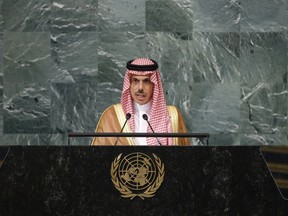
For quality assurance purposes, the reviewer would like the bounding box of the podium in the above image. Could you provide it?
[0,146,287,215]
[68,132,210,145]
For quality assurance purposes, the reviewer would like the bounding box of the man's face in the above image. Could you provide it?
[130,75,154,105]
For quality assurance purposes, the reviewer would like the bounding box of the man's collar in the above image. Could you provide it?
[133,100,152,114]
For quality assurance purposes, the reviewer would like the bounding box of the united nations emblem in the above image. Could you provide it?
[111,152,165,200]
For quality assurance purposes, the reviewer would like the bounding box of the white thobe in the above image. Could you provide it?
[133,101,152,145]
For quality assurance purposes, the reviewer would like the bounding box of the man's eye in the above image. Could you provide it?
[132,79,139,83]
[144,79,150,84]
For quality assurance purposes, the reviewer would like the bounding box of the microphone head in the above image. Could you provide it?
[126,113,131,120]
[142,114,148,121]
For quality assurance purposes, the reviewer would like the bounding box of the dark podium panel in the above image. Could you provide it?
[0,146,287,215]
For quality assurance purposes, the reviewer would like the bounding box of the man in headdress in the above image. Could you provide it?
[91,58,189,146]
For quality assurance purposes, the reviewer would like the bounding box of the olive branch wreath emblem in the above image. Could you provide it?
[110,153,165,200]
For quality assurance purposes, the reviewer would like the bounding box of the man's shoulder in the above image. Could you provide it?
[167,105,180,114]
[102,104,120,115]
[167,105,177,109]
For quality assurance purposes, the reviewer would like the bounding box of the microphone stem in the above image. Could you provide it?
[114,122,126,145]
[146,121,162,146]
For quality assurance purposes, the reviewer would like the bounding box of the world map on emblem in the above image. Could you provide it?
[118,152,157,191]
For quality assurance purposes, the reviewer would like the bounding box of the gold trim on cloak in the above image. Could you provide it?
[167,106,179,145]
[114,104,135,145]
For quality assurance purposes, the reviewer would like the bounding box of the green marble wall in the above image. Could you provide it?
[0,0,287,145]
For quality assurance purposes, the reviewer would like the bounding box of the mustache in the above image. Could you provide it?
[136,89,145,94]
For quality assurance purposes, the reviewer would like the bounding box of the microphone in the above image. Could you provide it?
[142,114,162,146]
[114,113,131,145]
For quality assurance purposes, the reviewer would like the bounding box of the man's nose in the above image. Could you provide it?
[138,81,143,90]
